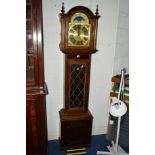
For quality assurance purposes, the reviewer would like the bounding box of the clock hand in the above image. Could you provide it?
[77,25,81,36]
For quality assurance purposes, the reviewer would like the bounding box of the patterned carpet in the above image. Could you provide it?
[48,134,112,155]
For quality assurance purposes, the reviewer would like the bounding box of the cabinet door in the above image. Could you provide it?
[26,96,39,153]
[26,0,44,88]
[61,119,92,148]
[26,0,36,86]
[65,54,91,112]
[26,95,47,155]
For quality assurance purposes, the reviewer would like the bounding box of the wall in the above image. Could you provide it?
[113,0,129,75]
[42,0,120,140]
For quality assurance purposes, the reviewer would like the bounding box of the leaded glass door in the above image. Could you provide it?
[64,54,91,112]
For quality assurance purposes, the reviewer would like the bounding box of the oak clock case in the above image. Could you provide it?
[59,4,100,149]
[26,0,48,155]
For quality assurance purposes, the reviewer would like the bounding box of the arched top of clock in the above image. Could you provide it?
[60,3,100,19]
[68,6,99,18]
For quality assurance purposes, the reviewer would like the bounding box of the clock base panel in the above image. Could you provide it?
[59,108,93,149]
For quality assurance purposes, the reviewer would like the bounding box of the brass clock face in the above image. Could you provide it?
[68,13,91,46]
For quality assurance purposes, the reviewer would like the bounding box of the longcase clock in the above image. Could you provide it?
[59,3,100,149]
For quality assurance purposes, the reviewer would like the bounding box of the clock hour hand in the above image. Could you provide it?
[77,25,80,36]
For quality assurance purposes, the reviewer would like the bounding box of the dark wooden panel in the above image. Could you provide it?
[26,95,47,155]
[59,109,93,149]
[60,119,92,148]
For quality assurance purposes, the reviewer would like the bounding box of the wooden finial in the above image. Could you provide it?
[95,4,99,16]
[61,2,65,14]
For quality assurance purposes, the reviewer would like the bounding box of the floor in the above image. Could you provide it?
[48,134,111,155]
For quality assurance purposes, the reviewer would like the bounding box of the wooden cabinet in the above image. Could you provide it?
[26,95,47,155]
[26,0,45,89]
[26,0,48,155]
[59,109,93,149]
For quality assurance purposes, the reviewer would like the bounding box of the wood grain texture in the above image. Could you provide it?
[59,5,100,149]
[26,0,48,155]
[59,109,93,149]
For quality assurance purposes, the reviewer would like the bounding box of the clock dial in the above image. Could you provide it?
[69,24,90,46]
[68,13,91,46]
